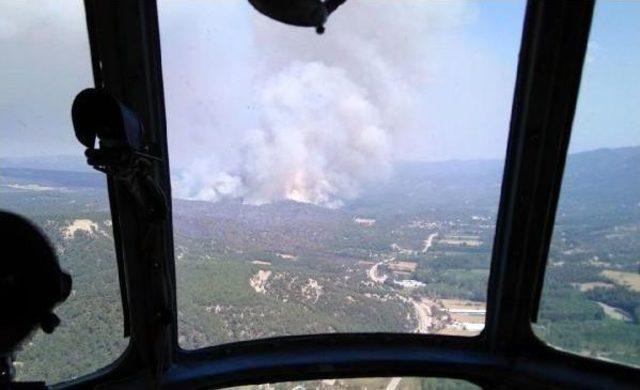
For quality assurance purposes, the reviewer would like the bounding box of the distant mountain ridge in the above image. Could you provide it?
[354,146,639,215]
[2,146,637,216]
[0,155,91,172]
[0,167,104,189]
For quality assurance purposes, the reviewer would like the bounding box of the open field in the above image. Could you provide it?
[388,261,418,273]
[597,302,632,322]
[572,282,615,292]
[438,236,483,247]
[602,270,640,292]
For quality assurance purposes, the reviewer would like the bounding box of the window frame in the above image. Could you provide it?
[55,0,640,388]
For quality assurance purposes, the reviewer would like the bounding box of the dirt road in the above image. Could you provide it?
[368,262,388,283]
[411,298,432,333]
[422,232,439,253]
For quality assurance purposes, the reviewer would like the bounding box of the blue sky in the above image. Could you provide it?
[464,0,640,154]
[570,1,640,153]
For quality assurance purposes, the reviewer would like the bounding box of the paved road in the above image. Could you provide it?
[386,377,402,390]
[422,232,439,253]
[367,256,396,284]
[368,262,387,283]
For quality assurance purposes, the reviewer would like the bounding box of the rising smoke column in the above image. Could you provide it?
[239,61,390,207]
[173,61,390,207]
[169,1,477,206]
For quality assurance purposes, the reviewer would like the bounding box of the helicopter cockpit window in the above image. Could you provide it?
[533,0,640,368]
[0,1,128,383]
[158,0,526,349]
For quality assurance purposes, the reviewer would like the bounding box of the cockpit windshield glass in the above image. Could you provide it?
[158,0,526,349]
[0,0,128,383]
[534,0,640,368]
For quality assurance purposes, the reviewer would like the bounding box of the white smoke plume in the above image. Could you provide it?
[242,61,390,207]
[165,0,479,207]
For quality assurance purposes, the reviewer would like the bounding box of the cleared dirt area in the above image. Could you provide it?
[249,270,272,294]
[62,219,98,239]
[440,299,485,336]
[437,327,476,336]
[409,297,486,336]
[572,281,614,292]
[587,258,612,267]
[597,302,632,322]
[601,270,640,292]
[251,260,271,266]
[301,278,323,303]
[353,217,376,226]
[276,253,298,261]
[6,183,56,191]
[421,232,438,253]
[452,314,485,323]
[388,261,417,273]
[439,236,483,247]
[441,299,486,311]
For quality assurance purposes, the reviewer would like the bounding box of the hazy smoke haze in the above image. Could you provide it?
[166,1,490,206]
[4,1,638,201]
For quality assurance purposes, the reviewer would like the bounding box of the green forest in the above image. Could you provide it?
[1,147,638,385]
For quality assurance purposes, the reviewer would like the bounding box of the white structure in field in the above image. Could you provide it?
[393,279,426,288]
[353,217,376,226]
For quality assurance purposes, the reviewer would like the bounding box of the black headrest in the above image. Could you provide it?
[0,211,71,354]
